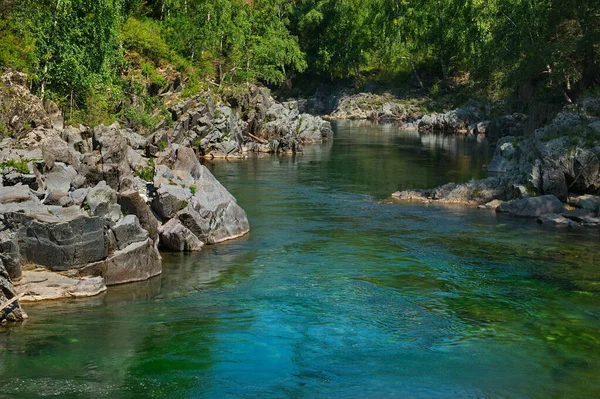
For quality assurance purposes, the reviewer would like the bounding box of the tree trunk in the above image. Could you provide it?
[436,0,448,82]
[404,29,423,88]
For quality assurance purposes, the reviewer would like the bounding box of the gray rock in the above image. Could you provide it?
[569,195,600,214]
[542,169,568,201]
[69,188,89,206]
[561,209,596,222]
[15,270,106,302]
[0,185,36,204]
[537,214,577,227]
[497,195,566,218]
[92,124,130,188]
[111,215,149,250]
[79,238,161,286]
[117,190,160,244]
[178,187,250,244]
[8,215,109,271]
[0,230,21,280]
[120,129,147,150]
[127,147,148,173]
[159,218,204,252]
[85,181,121,221]
[44,162,77,193]
[0,259,25,323]
[41,135,81,169]
[152,183,191,220]
[488,155,509,173]
[63,126,89,153]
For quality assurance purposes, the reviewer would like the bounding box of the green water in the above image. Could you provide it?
[2,121,600,398]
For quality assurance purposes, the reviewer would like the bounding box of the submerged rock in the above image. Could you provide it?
[15,270,106,302]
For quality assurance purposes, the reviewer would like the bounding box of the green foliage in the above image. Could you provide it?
[135,158,154,181]
[189,185,197,195]
[121,17,172,64]
[0,159,30,174]
[0,20,37,76]
[0,121,8,137]
[2,0,599,124]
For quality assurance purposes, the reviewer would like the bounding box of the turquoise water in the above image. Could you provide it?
[2,121,600,398]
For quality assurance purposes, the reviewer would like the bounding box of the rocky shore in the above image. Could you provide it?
[296,88,528,143]
[392,100,600,228]
[0,70,332,323]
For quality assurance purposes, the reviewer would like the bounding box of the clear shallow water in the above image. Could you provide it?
[2,121,600,398]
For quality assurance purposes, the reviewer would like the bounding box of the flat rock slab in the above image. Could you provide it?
[497,195,565,218]
[537,214,578,227]
[14,270,106,302]
[561,209,596,222]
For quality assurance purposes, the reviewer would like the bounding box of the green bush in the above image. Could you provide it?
[0,20,37,76]
[135,159,155,182]
[0,159,30,174]
[121,18,172,64]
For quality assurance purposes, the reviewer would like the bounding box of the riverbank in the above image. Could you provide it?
[0,70,332,323]
[391,99,600,228]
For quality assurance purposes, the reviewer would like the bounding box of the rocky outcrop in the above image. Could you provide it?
[0,70,253,313]
[153,146,250,245]
[392,177,509,205]
[161,86,333,158]
[392,103,600,228]
[0,70,61,136]
[417,103,483,133]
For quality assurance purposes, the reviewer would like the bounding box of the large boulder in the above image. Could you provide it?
[496,195,565,218]
[159,218,204,252]
[110,215,149,250]
[178,165,249,244]
[6,214,109,271]
[117,190,160,244]
[85,181,121,222]
[79,238,161,285]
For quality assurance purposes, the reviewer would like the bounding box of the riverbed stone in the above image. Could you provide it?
[497,195,566,218]
[15,270,106,302]
[536,214,577,227]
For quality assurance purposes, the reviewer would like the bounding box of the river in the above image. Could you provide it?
[1,121,600,398]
